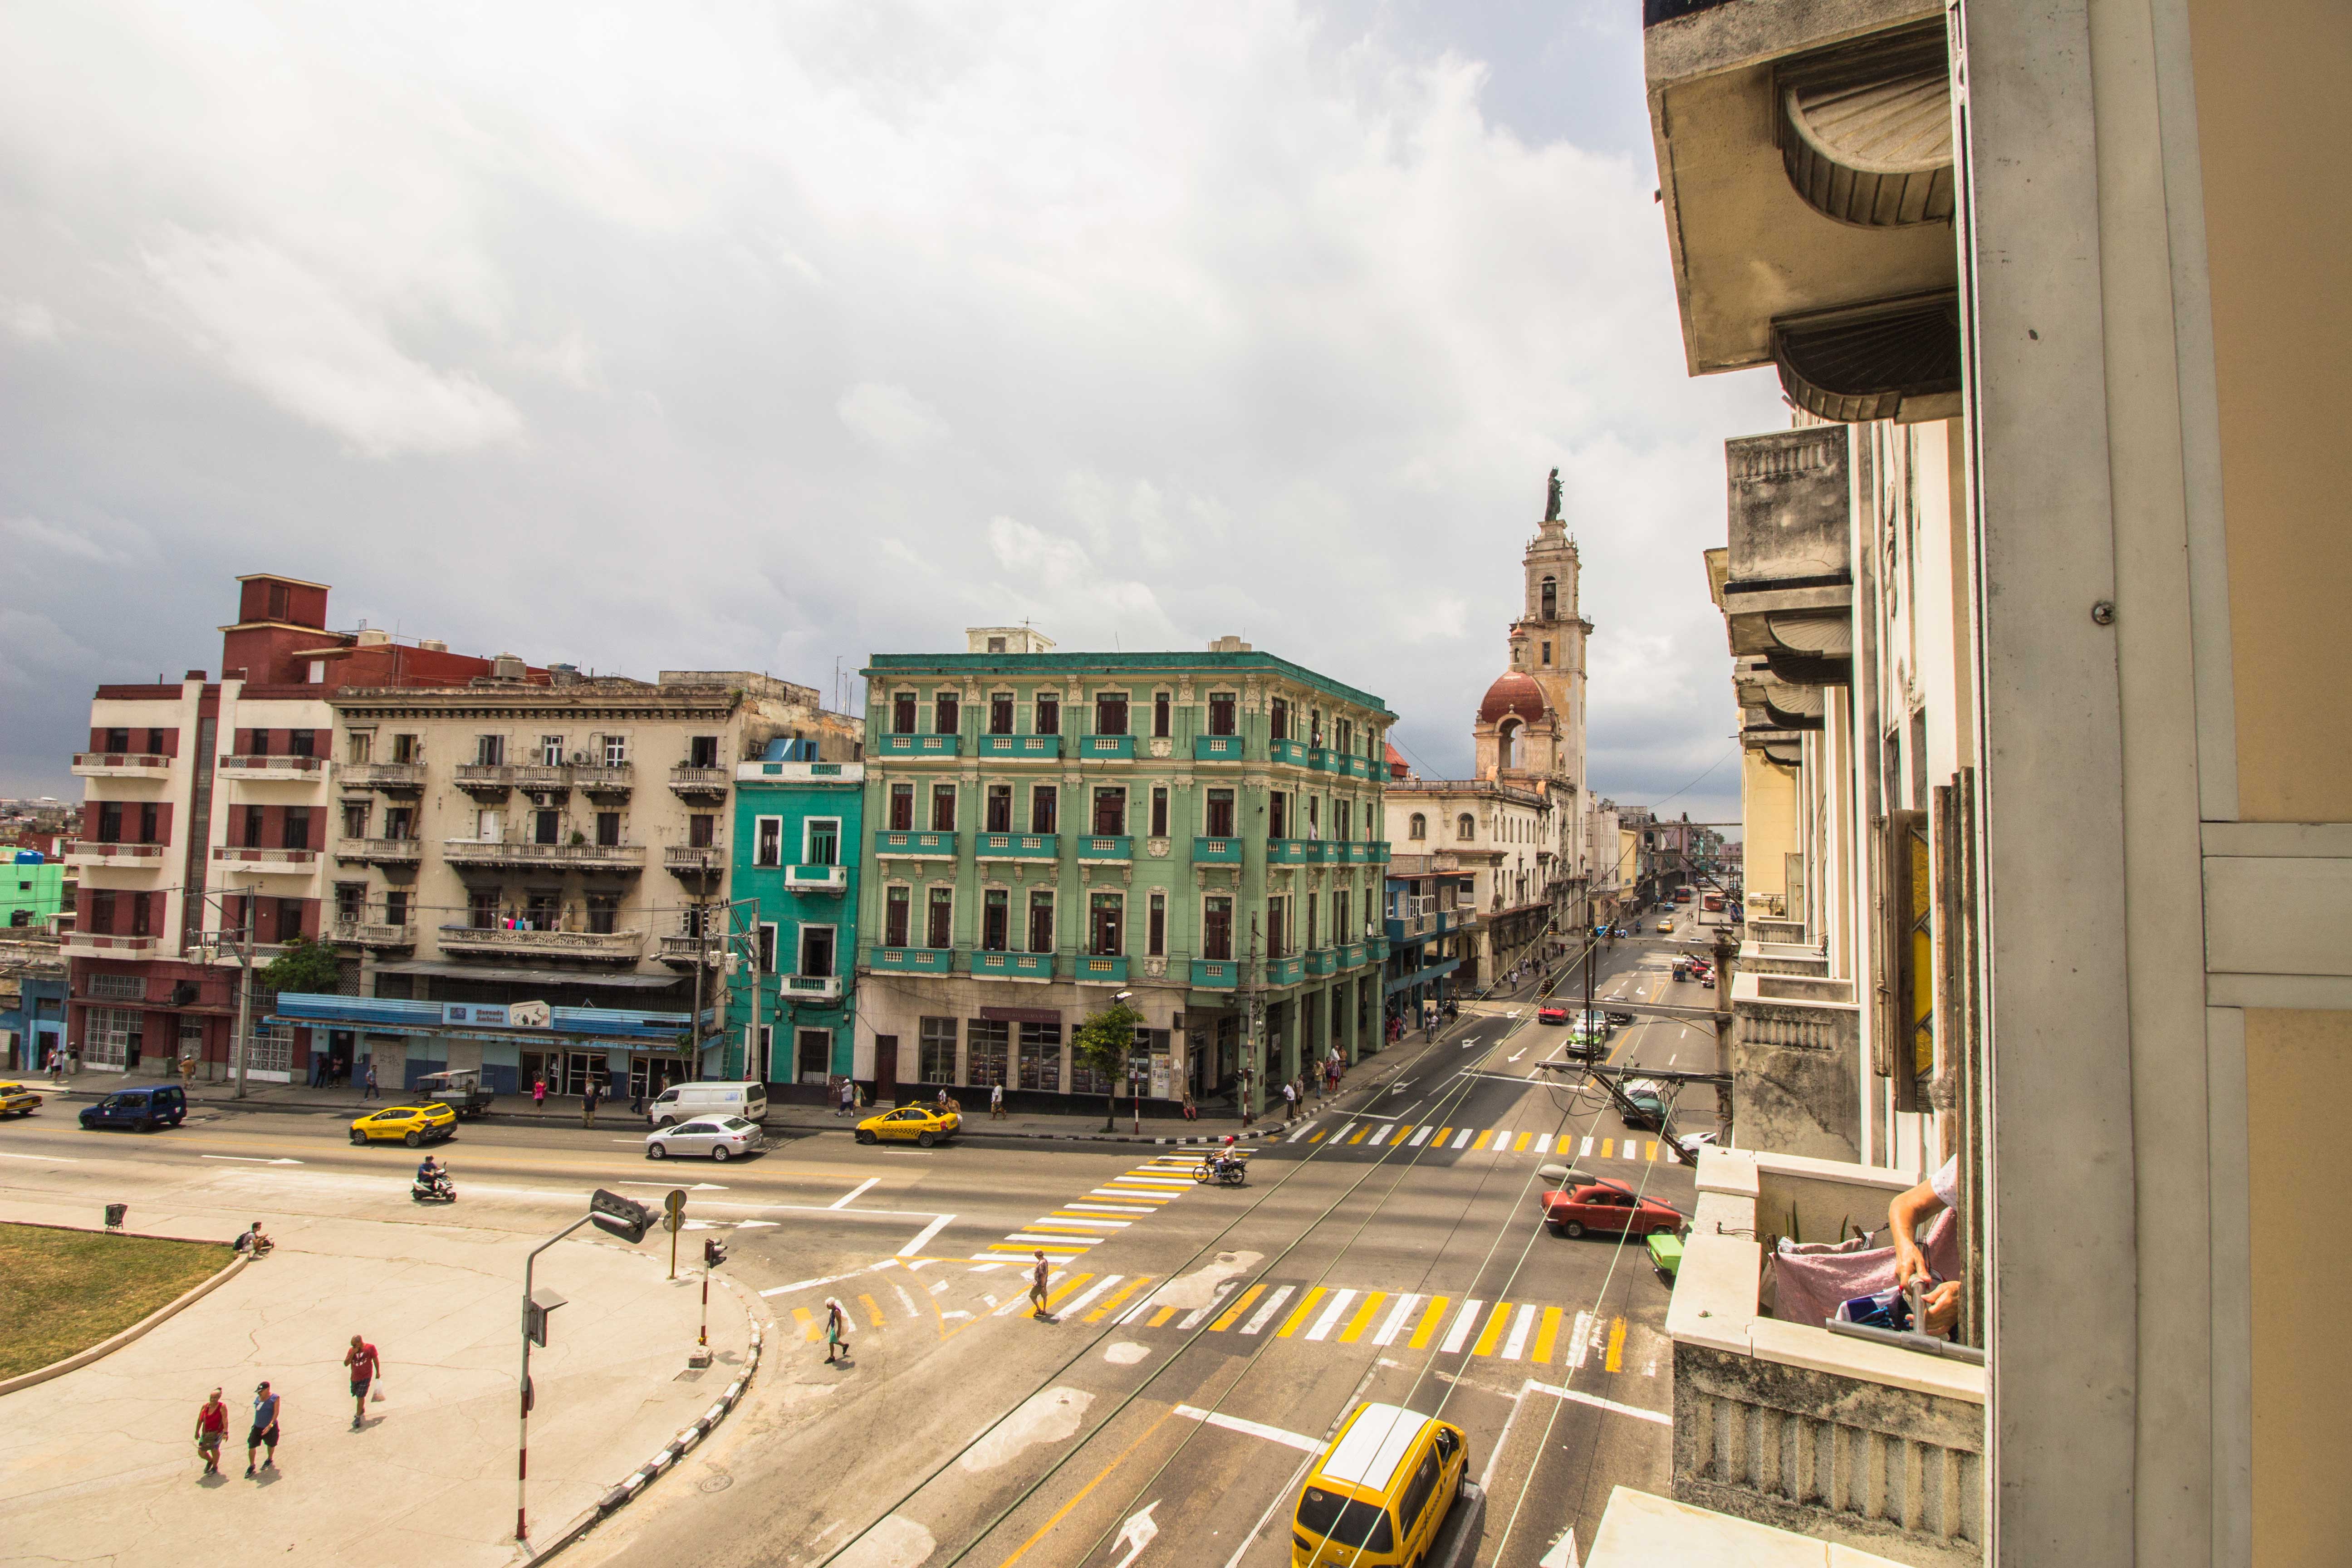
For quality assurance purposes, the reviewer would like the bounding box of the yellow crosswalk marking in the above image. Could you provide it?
[1514,1132,1533,1152]
[1349,1125,1370,1144]
[1086,1277,1152,1322]
[1209,1284,1265,1332]
[1471,1302,1513,1357]
[1605,1315,1627,1372]
[1645,1140,1659,1162]
[1338,1291,1387,1343]
[859,1294,886,1327]
[1408,1296,1451,1350]
[1436,1127,1455,1144]
[1395,1125,1416,1143]
[794,1306,817,1343]
[1532,1306,1563,1363]
[1276,1288,1328,1338]
[1601,1138,1614,1157]
[1148,1304,1179,1327]
[1044,1273,1094,1310]
[1308,1128,1327,1142]
[1471,1130,1493,1151]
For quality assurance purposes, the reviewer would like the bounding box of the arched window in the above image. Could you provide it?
[1499,718,1523,771]
[1540,576,1557,619]
[1456,813,1475,841]
[1408,813,1426,840]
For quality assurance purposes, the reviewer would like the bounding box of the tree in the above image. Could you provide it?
[1071,1000,1143,1132]
[260,935,343,996]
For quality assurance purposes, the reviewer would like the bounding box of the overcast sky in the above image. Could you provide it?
[0,0,1782,828]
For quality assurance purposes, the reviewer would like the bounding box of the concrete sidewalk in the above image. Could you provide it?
[0,1195,756,1567]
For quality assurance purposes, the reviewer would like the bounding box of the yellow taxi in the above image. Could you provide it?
[348,1102,457,1147]
[0,1081,43,1118]
[1293,1402,1469,1568]
[855,1103,961,1148]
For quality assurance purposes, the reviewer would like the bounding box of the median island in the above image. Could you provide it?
[0,1223,234,1381]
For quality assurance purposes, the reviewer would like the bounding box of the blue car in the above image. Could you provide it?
[79,1084,188,1132]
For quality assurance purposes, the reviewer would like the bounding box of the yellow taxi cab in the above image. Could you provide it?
[348,1102,458,1147]
[1293,1402,1469,1568]
[1655,916,1675,935]
[855,1103,961,1148]
[0,1081,43,1117]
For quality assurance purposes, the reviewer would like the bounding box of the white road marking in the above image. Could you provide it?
[201,1155,302,1165]
[1177,1283,1237,1330]
[0,1150,80,1162]
[1450,1128,1473,1149]
[1567,1310,1595,1369]
[1173,1404,1321,1453]
[1372,1294,1423,1346]
[1500,1303,1537,1361]
[621,1180,727,1190]
[1409,1127,1433,1147]
[1061,1275,1123,1316]
[897,1214,955,1257]
[1304,1289,1357,1342]
[1006,1232,1100,1246]
[760,1261,892,1298]
[1534,1133,1553,1153]
[1439,1299,1485,1354]
[1064,1203,1157,1215]
[893,1283,921,1317]
[1367,1126,1394,1147]
[1239,1286,1294,1334]
[1334,1122,1359,1142]
[1579,1137,1595,1157]
[831,1177,881,1209]
[1526,1380,1671,1426]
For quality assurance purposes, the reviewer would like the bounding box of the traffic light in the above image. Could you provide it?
[589,1187,656,1244]
[703,1237,729,1269]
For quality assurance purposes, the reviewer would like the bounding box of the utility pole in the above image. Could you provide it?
[689,892,708,1080]
[1241,915,1263,1125]
[230,881,256,1101]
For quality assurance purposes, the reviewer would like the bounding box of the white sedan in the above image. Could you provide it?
[645,1116,766,1161]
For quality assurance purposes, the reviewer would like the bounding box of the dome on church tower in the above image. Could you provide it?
[1476,671,1549,725]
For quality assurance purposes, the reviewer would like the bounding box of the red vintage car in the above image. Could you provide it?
[1543,1183,1683,1240]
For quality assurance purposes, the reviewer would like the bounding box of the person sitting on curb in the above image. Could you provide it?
[233,1221,273,1258]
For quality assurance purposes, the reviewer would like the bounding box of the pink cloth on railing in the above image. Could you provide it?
[1769,1205,1960,1328]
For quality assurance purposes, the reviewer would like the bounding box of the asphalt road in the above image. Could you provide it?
[0,926,1731,1568]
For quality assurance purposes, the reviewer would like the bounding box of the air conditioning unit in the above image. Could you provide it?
[571,751,589,765]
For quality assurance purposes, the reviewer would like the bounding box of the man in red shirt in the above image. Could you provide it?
[343,1335,382,1428]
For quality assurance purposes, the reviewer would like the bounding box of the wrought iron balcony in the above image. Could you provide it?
[437,924,644,961]
[441,839,646,872]
[971,951,1054,981]
[1192,836,1244,864]
[334,837,421,865]
[873,830,958,859]
[1074,954,1129,985]
[72,752,171,779]
[976,734,1063,760]
[974,833,1058,860]
[669,765,731,799]
[340,762,425,792]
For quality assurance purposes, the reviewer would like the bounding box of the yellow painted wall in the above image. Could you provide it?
[1739,750,1798,907]
[2188,0,2352,819]
[2244,1009,2352,1566]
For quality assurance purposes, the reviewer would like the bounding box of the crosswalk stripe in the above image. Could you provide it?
[860,1294,886,1328]
[1044,1273,1095,1309]
[1147,1304,1180,1328]
[1367,1126,1394,1147]
[1439,1299,1485,1354]
[1434,1127,1454,1146]
[1308,1128,1327,1143]
[1117,1288,1166,1325]
[1567,1310,1594,1368]
[1088,1189,1167,1201]
[1646,1141,1659,1162]
[1349,1124,1371,1145]
[1373,1294,1423,1347]
[1210,1284,1265,1331]
[1534,1133,1553,1154]
[1240,1286,1294,1335]
[1178,1284,1236,1330]
[1332,1122,1357,1143]
[1065,1202,1156,1214]
[1409,1297,1452,1350]
[1086,1277,1152,1322]
[794,1306,817,1343]
[1532,1306,1563,1363]
[1407,1126,1431,1146]
[1471,1302,1513,1357]
[1338,1291,1388,1344]
[1061,1275,1122,1318]
[1500,1303,1538,1361]
[1600,1138,1614,1157]
[1047,1215,1131,1227]
[1027,1221,1117,1232]
[1304,1289,1357,1342]
[1514,1132,1534,1153]
[1276,1288,1328,1338]
[1004,1233,1101,1246]
[1450,1128,1473,1150]
[1471,1129,1493,1151]
[1604,1315,1627,1372]
[1579,1137,1594,1157]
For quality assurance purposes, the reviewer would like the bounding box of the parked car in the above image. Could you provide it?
[348,1102,457,1147]
[856,1104,962,1147]
[0,1081,43,1117]
[1536,1003,1570,1026]
[646,1115,767,1161]
[79,1084,187,1132]
[1543,1182,1683,1240]
[646,1080,768,1129]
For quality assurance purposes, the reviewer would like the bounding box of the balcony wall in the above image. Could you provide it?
[341,762,425,791]
[974,833,1058,860]
[977,735,1063,760]
[442,840,647,872]
[1729,969,1862,1162]
[72,753,172,780]
[438,925,643,961]
[1739,940,1830,979]
[1669,1148,1983,1568]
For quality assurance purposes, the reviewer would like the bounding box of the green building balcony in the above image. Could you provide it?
[782,973,843,1000]
[1265,955,1306,986]
[1192,735,1248,763]
[874,829,958,858]
[1338,941,1366,969]
[1190,959,1240,988]
[1339,754,1373,779]
[1371,841,1392,863]
[976,734,1063,760]
[872,946,953,973]
[974,832,1058,860]
[1076,735,1135,761]
[784,863,849,892]
[1343,842,1372,864]
[877,734,963,758]
[1303,947,1338,976]
[1306,747,1336,772]
[971,951,1055,980]
[1269,738,1311,767]
[1315,841,1348,864]
[1075,954,1130,985]
[1076,834,1133,862]
[1266,838,1313,865]
[1368,936,1391,963]
[1192,835,1245,864]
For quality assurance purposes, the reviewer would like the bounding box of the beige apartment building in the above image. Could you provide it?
[325,667,859,1095]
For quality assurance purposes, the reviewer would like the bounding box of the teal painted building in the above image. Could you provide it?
[3,854,64,932]
[727,752,862,1093]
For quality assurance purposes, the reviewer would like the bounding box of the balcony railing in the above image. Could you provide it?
[334,837,421,865]
[574,764,634,794]
[442,839,647,872]
[1669,1147,1984,1566]
[1366,936,1390,963]
[782,973,843,1000]
[1266,838,1313,865]
[669,765,731,799]
[1268,738,1310,767]
[63,931,160,956]
[438,924,644,961]
[658,933,715,967]
[972,951,1054,981]
[977,735,1063,760]
[454,764,513,794]
[1303,947,1338,976]
[340,762,425,791]
[873,830,958,858]
[1190,959,1240,988]
[1076,735,1135,761]
[975,833,1058,860]
[1264,955,1304,985]
[1075,834,1132,862]
[876,734,963,758]
[1370,841,1392,864]
[1738,940,1830,978]
[1729,970,1863,1164]
[218,754,326,781]
[72,752,172,779]
[784,863,849,891]
[512,764,571,793]
[1192,735,1247,762]
[1075,954,1129,985]
[872,946,953,973]
[211,845,319,872]
[1192,836,1244,864]
[663,844,726,876]
[1336,941,1366,970]
[1306,747,1335,772]
[329,919,418,949]
[1749,917,1806,945]
[66,842,168,869]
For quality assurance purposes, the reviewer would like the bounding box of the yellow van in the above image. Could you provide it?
[1293,1402,1468,1568]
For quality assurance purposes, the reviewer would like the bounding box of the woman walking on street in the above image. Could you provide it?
[194,1388,228,1475]
[343,1335,381,1428]
[532,1076,547,1111]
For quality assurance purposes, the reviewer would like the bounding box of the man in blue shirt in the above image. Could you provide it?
[245,1381,280,1476]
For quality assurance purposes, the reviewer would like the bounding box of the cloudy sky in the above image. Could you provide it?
[0,0,1781,826]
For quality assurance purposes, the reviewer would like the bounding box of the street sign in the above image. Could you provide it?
[524,1284,568,1346]
[665,1188,688,1234]
[588,1187,655,1244]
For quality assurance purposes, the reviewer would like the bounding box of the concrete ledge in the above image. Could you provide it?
[0,1249,249,1398]
[1587,1484,1912,1568]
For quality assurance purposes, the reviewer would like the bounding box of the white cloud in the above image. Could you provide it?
[1,514,143,564]
[0,298,60,340]
[837,382,950,455]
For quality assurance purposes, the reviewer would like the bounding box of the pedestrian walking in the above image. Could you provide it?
[361,1062,379,1101]
[194,1388,229,1475]
[1281,1079,1298,1123]
[46,1044,62,1084]
[990,1081,1005,1121]
[581,1080,599,1129]
[532,1076,547,1111]
[837,1077,853,1117]
[823,1296,852,1363]
[245,1381,280,1476]
[630,1083,645,1117]
[1029,1250,1053,1318]
[343,1335,382,1428]
[1181,1088,1196,1122]
[68,1045,80,1077]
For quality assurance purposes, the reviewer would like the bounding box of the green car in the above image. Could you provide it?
[1647,1230,1685,1281]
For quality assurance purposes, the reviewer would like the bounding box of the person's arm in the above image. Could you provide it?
[1888,1177,1946,1289]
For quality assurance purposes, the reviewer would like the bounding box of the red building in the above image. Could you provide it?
[64,573,538,1083]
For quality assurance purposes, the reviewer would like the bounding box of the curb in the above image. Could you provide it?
[0,1246,250,1398]
[523,1280,767,1562]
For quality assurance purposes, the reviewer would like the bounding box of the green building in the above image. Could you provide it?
[854,628,1392,1115]
[726,748,861,1094]
[2,854,64,932]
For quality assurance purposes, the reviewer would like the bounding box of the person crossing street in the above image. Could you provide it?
[1028,1250,1054,1319]
[193,1388,228,1476]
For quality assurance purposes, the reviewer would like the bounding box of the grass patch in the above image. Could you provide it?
[0,1223,235,1381]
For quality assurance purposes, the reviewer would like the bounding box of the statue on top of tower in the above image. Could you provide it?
[1544,467,1563,522]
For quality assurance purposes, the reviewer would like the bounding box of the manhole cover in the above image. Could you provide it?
[699,1474,733,1493]
[673,1369,707,1383]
